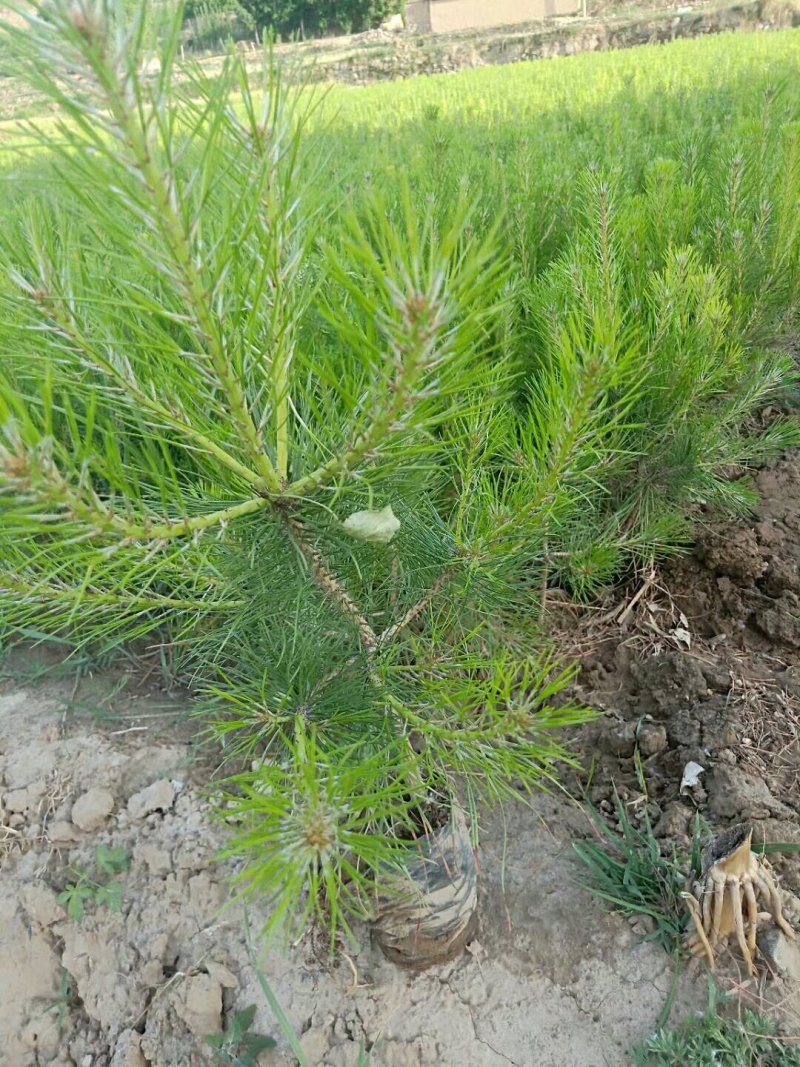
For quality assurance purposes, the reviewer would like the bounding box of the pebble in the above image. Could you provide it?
[205,961,238,989]
[47,820,80,844]
[654,801,693,840]
[71,787,115,832]
[174,974,222,1038]
[707,765,790,820]
[601,721,637,758]
[759,928,800,982]
[637,723,668,758]
[127,779,176,820]
[109,1030,147,1067]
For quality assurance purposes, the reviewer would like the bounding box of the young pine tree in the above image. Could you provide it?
[2,0,796,947]
[0,0,590,944]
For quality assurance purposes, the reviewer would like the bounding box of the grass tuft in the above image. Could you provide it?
[574,787,703,956]
[634,982,800,1066]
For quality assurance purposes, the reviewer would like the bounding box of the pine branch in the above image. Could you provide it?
[66,15,282,496]
[287,518,379,653]
[275,343,291,483]
[0,574,245,613]
[20,280,267,493]
[287,288,446,498]
[0,440,269,542]
[121,497,270,541]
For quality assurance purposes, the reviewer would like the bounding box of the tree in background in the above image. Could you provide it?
[236,0,402,37]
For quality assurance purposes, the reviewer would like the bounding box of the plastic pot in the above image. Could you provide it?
[371,805,478,969]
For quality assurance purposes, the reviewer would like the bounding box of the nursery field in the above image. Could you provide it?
[3,27,800,637]
[2,7,800,1067]
[318,26,800,245]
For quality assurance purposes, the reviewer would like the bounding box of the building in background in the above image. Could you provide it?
[406,0,578,32]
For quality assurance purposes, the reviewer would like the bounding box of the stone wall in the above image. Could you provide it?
[304,0,800,85]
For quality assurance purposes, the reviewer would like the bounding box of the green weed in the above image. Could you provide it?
[633,983,800,1066]
[57,845,131,921]
[205,1005,276,1067]
[39,969,76,1036]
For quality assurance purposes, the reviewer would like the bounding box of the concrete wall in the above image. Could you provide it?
[405,1,432,31]
[407,0,578,33]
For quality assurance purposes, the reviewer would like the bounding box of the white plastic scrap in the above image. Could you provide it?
[342,505,401,545]
[671,612,692,649]
[680,761,705,795]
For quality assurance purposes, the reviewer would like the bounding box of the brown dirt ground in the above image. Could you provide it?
[569,447,800,892]
[0,661,704,1067]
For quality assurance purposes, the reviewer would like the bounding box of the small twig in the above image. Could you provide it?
[616,568,656,626]
[288,518,378,653]
[378,572,449,647]
[341,950,370,992]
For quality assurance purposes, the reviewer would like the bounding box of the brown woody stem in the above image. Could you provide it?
[287,518,378,654]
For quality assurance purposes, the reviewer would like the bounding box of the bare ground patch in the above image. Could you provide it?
[0,670,702,1067]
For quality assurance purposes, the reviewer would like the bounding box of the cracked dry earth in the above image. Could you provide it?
[0,668,702,1067]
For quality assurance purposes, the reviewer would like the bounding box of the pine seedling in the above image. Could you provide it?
[3,1,794,949]
[0,0,592,944]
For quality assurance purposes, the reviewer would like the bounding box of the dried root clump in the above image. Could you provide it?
[684,824,795,977]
